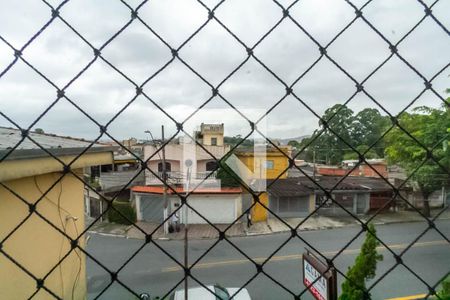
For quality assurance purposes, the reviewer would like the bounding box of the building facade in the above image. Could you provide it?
[0,127,113,300]
[144,124,230,186]
[235,146,291,222]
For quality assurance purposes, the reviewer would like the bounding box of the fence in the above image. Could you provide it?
[0,0,449,299]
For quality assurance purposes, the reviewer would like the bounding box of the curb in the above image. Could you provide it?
[87,231,127,239]
[87,216,450,241]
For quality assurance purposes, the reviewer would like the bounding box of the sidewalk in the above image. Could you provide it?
[87,208,450,240]
[126,222,246,240]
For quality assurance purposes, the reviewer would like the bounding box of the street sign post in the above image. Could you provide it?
[302,251,337,300]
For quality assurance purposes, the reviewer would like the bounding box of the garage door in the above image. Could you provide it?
[140,194,164,223]
[269,196,310,218]
[186,196,237,224]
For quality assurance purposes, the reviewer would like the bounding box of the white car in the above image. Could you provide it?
[170,284,252,300]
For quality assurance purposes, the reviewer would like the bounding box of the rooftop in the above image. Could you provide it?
[267,176,393,197]
[0,127,106,150]
[0,127,114,161]
[267,178,312,197]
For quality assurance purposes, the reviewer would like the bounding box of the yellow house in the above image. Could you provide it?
[0,127,113,300]
[235,146,290,222]
[196,123,224,146]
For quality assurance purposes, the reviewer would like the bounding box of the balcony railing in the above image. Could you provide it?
[145,171,217,184]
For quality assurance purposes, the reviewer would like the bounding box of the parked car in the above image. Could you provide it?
[169,284,251,300]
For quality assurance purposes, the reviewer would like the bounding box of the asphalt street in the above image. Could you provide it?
[86,220,450,300]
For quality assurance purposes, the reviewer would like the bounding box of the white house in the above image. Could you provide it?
[131,186,242,224]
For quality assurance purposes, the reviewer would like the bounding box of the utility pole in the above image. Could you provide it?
[313,148,316,180]
[162,125,168,235]
[145,128,168,234]
[184,159,192,300]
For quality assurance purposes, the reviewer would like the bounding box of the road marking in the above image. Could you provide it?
[161,240,448,273]
[385,294,427,300]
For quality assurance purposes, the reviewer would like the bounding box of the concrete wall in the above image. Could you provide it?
[99,169,145,192]
[197,160,215,172]
[144,144,228,184]
[355,193,370,214]
[202,132,224,146]
[0,171,87,300]
[309,194,315,213]
[236,150,289,222]
[251,192,269,222]
[147,160,182,173]
[408,188,448,208]
[317,164,388,178]
[316,192,370,217]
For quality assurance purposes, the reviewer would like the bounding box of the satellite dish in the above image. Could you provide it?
[185,159,193,167]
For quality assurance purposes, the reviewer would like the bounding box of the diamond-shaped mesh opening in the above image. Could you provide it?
[100,21,174,84]
[23,18,95,87]
[398,17,450,79]
[363,0,426,42]
[0,0,51,46]
[0,60,58,128]
[59,0,132,46]
[328,18,390,81]
[1,0,449,299]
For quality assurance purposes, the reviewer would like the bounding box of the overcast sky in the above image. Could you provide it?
[0,0,449,142]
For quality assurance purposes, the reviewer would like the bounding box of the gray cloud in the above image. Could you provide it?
[0,0,449,142]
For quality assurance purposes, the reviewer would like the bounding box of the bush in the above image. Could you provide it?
[436,275,450,300]
[339,223,383,300]
[107,200,136,225]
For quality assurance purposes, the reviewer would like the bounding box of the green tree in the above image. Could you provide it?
[216,153,241,187]
[343,145,379,160]
[339,223,383,300]
[216,166,241,187]
[305,105,389,165]
[436,275,450,300]
[293,136,314,162]
[311,104,355,165]
[224,135,253,147]
[352,108,390,157]
[288,140,300,149]
[385,106,450,217]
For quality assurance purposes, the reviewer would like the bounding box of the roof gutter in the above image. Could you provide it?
[0,148,115,182]
[0,146,117,161]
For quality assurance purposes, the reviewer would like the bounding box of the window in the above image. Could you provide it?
[265,160,274,170]
[211,137,217,146]
[157,162,171,172]
[206,161,218,171]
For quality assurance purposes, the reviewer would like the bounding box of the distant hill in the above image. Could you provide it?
[222,135,311,146]
[273,135,310,145]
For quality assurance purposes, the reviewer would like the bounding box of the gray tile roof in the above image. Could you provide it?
[0,127,115,161]
[267,176,393,197]
[0,127,103,150]
[267,178,312,197]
